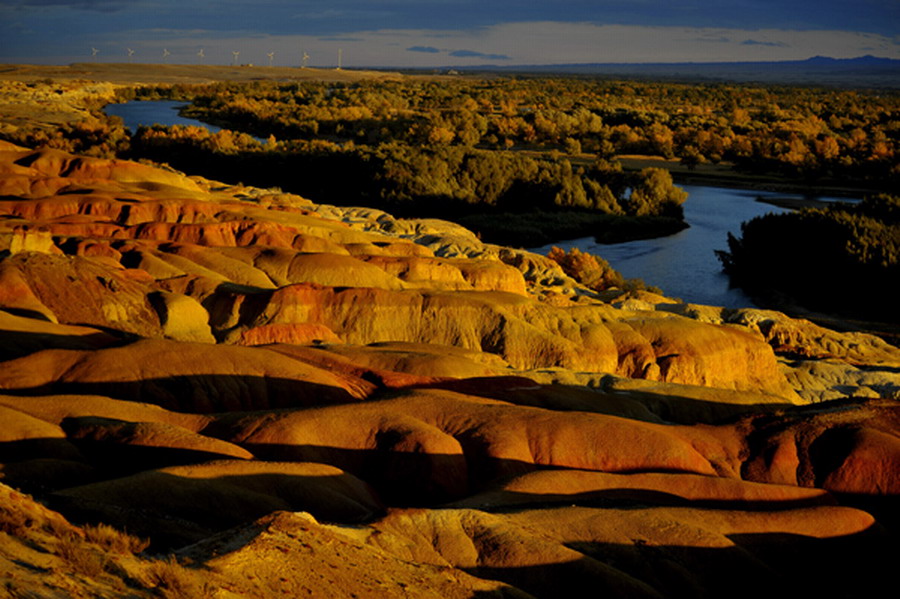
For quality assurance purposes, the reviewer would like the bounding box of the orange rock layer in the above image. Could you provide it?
[1,141,898,598]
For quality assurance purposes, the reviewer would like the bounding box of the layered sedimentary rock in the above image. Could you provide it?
[1,141,898,598]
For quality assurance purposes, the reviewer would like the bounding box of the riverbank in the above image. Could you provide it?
[717,193,899,337]
[617,154,872,198]
[456,210,688,248]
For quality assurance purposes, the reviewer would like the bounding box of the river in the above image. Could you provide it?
[105,100,227,135]
[530,185,796,308]
[104,100,850,309]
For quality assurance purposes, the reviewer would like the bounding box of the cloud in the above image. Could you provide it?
[434,22,898,63]
[407,46,441,53]
[695,35,730,43]
[741,39,788,47]
[3,13,900,66]
[449,49,511,60]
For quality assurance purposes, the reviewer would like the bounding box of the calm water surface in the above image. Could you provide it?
[531,185,856,308]
[105,100,225,134]
[106,100,851,309]
[530,186,804,307]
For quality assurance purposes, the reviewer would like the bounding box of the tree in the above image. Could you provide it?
[626,168,687,218]
[563,137,582,155]
[547,246,624,291]
[679,146,703,170]
[427,126,455,145]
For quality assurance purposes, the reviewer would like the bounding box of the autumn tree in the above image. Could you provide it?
[626,168,687,218]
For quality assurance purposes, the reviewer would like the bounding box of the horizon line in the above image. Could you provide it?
[7,53,898,69]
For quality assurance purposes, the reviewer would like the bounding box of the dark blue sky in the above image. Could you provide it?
[1,1,898,66]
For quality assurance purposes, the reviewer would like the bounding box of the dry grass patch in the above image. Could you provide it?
[54,532,110,578]
[145,556,216,599]
[84,522,150,555]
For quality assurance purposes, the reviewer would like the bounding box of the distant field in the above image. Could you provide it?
[0,62,404,85]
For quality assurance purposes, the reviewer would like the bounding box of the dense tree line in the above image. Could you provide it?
[1,114,130,158]
[128,123,687,244]
[143,78,898,188]
[4,77,897,190]
[717,194,900,323]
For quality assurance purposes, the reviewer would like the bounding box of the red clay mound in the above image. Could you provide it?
[0,338,375,412]
[203,389,730,502]
[741,399,900,496]
[0,252,162,337]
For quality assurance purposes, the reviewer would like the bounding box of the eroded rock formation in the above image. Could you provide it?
[1,141,898,598]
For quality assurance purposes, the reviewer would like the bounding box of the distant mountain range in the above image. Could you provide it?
[443,55,900,87]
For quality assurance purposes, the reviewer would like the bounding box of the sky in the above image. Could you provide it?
[1,1,898,67]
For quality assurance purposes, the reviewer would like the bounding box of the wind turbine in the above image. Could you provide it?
[127,48,135,62]
[197,48,205,63]
[232,50,240,66]
[91,47,99,62]
[336,48,342,70]
[267,51,275,67]
[162,48,171,62]
[301,51,309,69]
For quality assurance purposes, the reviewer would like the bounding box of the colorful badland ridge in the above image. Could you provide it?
[0,102,899,598]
